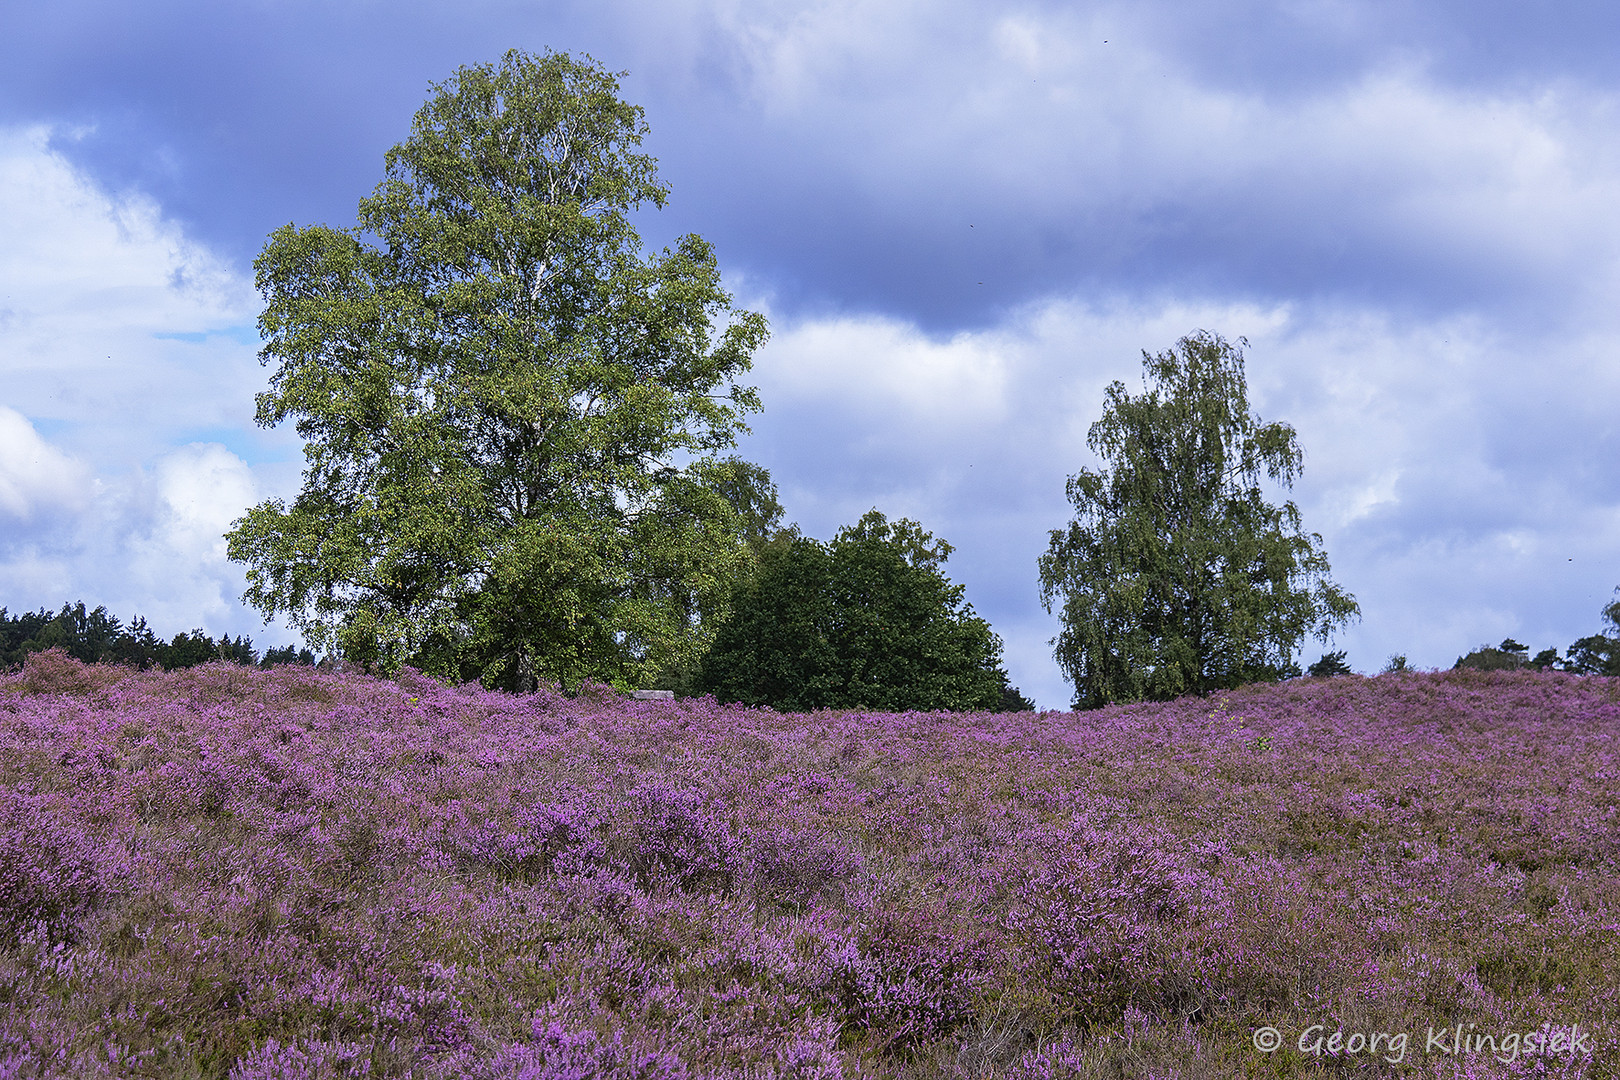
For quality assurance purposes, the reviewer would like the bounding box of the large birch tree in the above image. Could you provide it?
[227,50,770,692]
[1039,331,1358,708]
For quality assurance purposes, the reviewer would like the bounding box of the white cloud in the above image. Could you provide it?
[639,1,1620,315]
[757,312,1013,423]
[695,0,944,112]
[0,441,294,646]
[0,128,301,648]
[0,126,268,468]
[1263,74,1620,293]
[0,405,91,522]
[152,443,259,566]
[0,127,242,315]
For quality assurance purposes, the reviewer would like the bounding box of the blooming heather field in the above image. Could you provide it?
[0,652,1617,1079]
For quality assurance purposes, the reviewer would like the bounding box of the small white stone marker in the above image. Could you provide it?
[631,690,674,700]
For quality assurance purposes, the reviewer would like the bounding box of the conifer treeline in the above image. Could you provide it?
[1452,635,1620,675]
[0,602,316,672]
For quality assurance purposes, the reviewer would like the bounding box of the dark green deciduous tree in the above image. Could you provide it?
[1038,331,1359,709]
[1530,648,1561,671]
[225,51,771,693]
[1561,588,1620,675]
[1563,636,1620,675]
[689,530,839,711]
[695,511,1031,713]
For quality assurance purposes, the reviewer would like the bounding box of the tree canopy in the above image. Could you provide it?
[0,602,311,672]
[1306,649,1353,677]
[1454,639,1532,672]
[694,511,1032,712]
[1553,588,1620,675]
[226,50,771,692]
[1452,593,1620,676]
[1038,331,1359,709]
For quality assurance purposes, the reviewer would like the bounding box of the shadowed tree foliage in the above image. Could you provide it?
[1454,639,1531,672]
[1563,635,1620,675]
[695,511,1032,712]
[225,51,770,693]
[1039,331,1359,709]
[1306,650,1353,677]
[1562,588,1620,675]
[689,530,839,711]
[1452,598,1620,676]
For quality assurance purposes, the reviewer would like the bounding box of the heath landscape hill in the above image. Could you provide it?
[0,651,1615,1078]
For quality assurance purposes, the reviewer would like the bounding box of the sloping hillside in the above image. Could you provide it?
[1,651,1615,1078]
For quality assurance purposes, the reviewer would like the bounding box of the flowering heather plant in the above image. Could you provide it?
[0,788,110,948]
[0,649,1616,1078]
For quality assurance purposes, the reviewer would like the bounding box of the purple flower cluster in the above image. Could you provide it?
[0,649,1615,1077]
[0,788,109,948]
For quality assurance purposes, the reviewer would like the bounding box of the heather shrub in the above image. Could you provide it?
[1009,819,1220,1022]
[446,777,860,913]
[614,780,745,891]
[4,647,128,698]
[738,817,862,907]
[480,1020,692,1080]
[0,790,107,947]
[0,658,1615,1078]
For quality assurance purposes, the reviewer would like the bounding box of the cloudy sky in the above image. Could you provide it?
[2,0,1618,706]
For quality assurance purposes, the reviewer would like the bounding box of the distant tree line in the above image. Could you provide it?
[0,602,316,673]
[1297,589,1620,679]
[1453,591,1620,676]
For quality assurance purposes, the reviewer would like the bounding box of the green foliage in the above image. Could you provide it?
[261,644,319,668]
[707,456,786,550]
[225,50,770,693]
[1306,650,1353,678]
[1381,654,1410,674]
[0,603,154,669]
[1038,331,1359,709]
[1455,639,1530,672]
[164,629,221,669]
[695,511,1030,712]
[997,681,1038,712]
[1568,588,1620,676]
[689,530,838,710]
[1563,634,1620,676]
[0,602,313,672]
[1455,603,1620,675]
